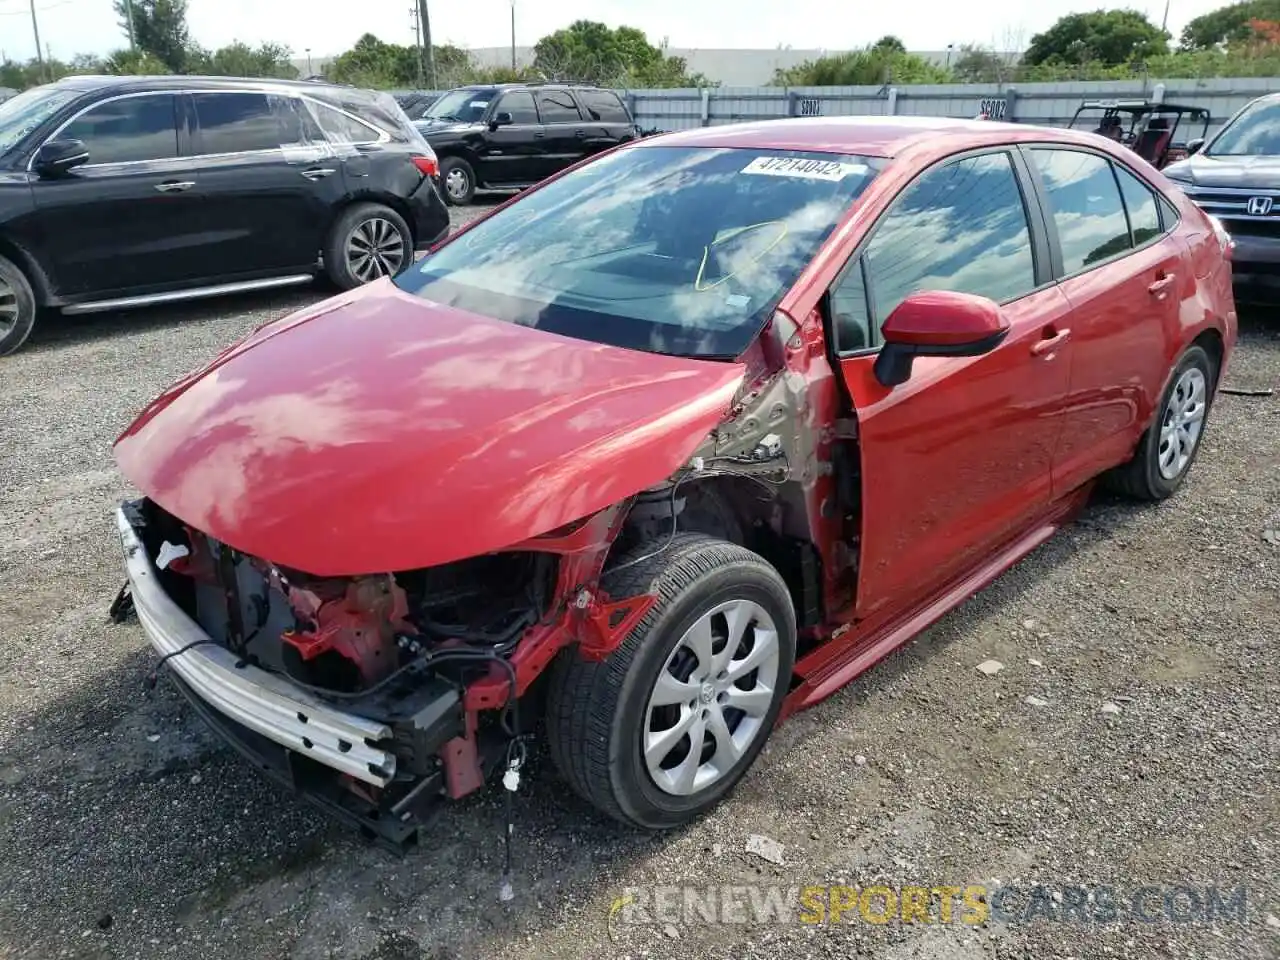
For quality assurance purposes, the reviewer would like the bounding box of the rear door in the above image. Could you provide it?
[1021,147,1185,493]
[534,89,589,174]
[477,89,549,186]
[182,90,349,278]
[28,91,202,296]
[831,150,1075,620]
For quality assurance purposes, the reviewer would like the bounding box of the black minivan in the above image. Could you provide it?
[0,75,451,356]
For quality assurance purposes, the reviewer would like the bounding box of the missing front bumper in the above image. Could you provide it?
[115,505,399,786]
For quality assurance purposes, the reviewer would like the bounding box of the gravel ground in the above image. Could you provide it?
[0,212,1277,960]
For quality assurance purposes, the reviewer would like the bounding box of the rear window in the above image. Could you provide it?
[397,145,884,358]
[192,92,282,154]
[538,91,582,123]
[578,89,630,123]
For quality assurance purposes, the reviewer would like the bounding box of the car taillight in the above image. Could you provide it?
[411,155,438,177]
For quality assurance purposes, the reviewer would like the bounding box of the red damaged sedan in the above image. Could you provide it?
[112,117,1236,846]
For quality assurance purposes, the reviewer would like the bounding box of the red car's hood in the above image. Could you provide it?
[115,281,745,576]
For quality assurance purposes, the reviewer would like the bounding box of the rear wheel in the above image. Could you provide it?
[545,534,796,828]
[1106,344,1216,500]
[439,156,475,206]
[0,254,37,357]
[323,203,412,290]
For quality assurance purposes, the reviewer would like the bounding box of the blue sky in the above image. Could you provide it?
[1,0,1228,63]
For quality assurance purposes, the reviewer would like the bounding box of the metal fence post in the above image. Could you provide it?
[1152,82,1166,105]
[886,87,898,115]
[1006,86,1019,122]
[701,86,711,127]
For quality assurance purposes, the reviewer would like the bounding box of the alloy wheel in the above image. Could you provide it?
[345,217,406,283]
[1157,366,1208,480]
[642,599,781,796]
[0,275,18,338]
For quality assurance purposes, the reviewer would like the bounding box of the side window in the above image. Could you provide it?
[1030,149,1131,273]
[829,259,874,352]
[59,94,178,165]
[1114,165,1163,244]
[309,102,381,145]
[538,91,582,124]
[579,90,629,123]
[192,92,284,155]
[863,152,1036,324]
[496,91,538,124]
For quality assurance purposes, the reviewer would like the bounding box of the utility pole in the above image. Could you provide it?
[28,0,46,83]
[417,0,435,89]
[510,0,516,72]
[124,0,137,51]
[409,5,423,87]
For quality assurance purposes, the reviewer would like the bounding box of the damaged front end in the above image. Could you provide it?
[115,496,651,851]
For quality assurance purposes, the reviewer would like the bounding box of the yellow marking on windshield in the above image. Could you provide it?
[695,220,789,291]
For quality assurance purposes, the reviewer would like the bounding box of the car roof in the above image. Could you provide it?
[47,74,359,96]
[643,116,1135,160]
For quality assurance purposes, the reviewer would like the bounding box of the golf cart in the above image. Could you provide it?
[1068,99,1211,169]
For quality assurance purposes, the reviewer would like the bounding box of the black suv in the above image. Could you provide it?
[1163,92,1280,302]
[413,83,640,205]
[0,75,451,356]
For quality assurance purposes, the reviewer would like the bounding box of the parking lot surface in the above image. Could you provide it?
[0,203,1276,959]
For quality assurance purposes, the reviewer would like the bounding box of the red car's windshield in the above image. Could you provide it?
[396,145,884,358]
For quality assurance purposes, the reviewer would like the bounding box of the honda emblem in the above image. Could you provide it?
[1246,196,1274,216]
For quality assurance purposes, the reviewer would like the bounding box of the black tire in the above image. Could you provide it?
[323,203,413,290]
[1105,344,1217,500]
[439,156,475,206]
[0,254,37,358]
[545,533,796,829]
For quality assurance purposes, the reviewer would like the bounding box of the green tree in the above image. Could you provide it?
[772,46,948,85]
[951,44,1011,82]
[104,48,171,75]
[873,35,907,53]
[1023,9,1169,66]
[1180,0,1280,48]
[533,21,704,87]
[113,0,193,72]
[326,33,419,87]
[199,41,298,79]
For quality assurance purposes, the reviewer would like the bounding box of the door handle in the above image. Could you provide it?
[532,131,545,138]
[153,180,194,193]
[1148,273,1176,297]
[574,130,587,138]
[1031,327,1071,356]
[301,167,336,180]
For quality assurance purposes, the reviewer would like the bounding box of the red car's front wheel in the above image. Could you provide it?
[545,533,796,829]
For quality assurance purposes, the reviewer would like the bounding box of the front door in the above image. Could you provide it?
[830,150,1075,620]
[29,92,203,297]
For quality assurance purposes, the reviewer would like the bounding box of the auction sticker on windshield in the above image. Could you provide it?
[742,156,869,181]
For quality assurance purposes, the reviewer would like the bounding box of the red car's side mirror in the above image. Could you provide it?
[874,290,1011,387]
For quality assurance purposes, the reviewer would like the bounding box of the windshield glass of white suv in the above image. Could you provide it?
[396,145,884,358]
[1207,99,1280,156]
[422,90,492,123]
[0,86,79,156]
